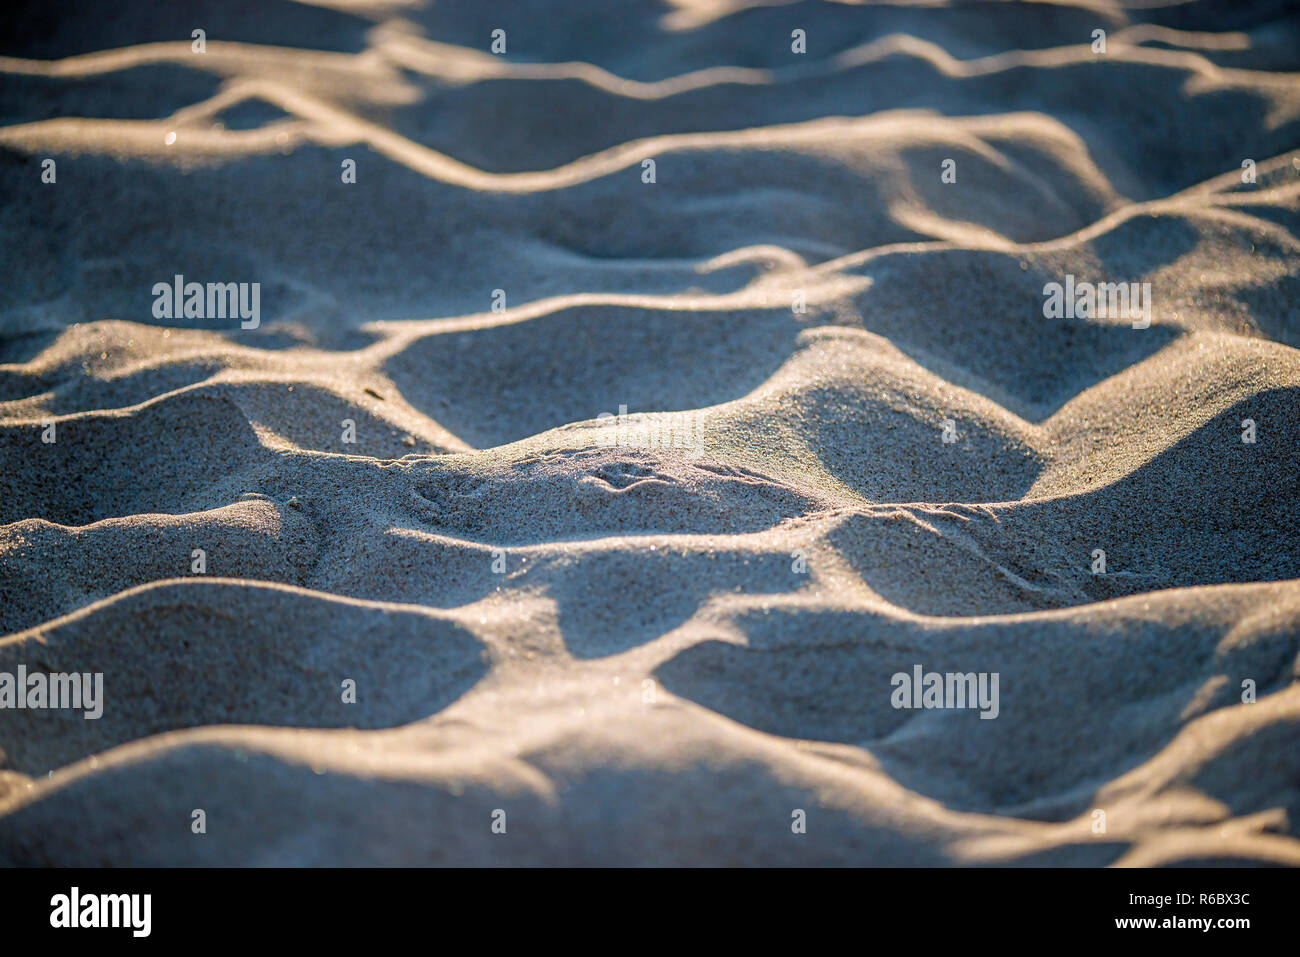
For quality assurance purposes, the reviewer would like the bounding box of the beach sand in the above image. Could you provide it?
[1,0,1299,865]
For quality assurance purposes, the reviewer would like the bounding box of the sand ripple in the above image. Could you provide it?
[1,0,1299,865]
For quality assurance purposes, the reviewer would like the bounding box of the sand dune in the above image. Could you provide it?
[1,0,1299,865]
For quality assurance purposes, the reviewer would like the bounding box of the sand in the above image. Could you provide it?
[0,0,1298,865]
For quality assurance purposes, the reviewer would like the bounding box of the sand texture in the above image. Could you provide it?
[1,0,1299,865]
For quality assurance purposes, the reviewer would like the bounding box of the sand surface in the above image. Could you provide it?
[1,0,1299,865]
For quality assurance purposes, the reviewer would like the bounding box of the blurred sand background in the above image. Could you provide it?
[1,0,1299,865]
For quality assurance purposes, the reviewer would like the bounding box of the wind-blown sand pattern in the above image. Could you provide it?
[1,0,1299,866]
